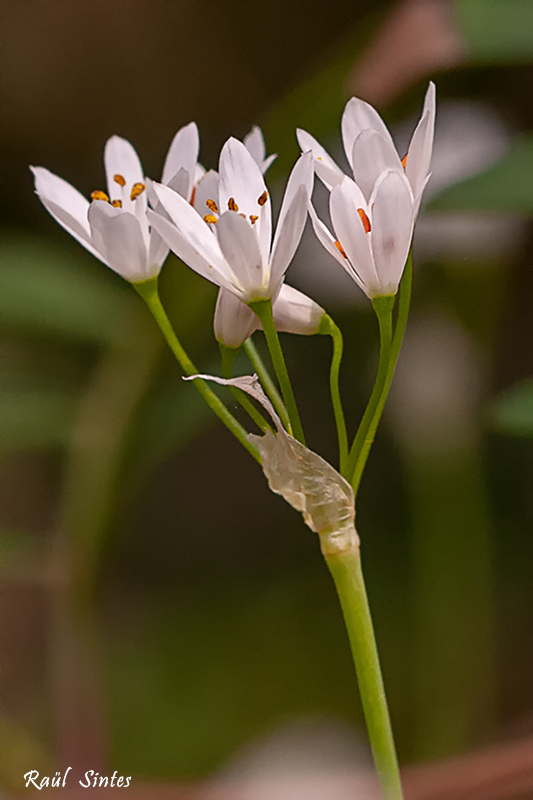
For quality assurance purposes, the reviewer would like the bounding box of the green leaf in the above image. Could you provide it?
[429,136,533,213]
[488,379,533,437]
[0,235,125,344]
[0,382,77,451]
[455,0,533,64]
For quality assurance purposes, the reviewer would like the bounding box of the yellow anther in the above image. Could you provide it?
[228,197,239,212]
[111,199,123,208]
[114,174,126,186]
[204,214,218,224]
[257,190,268,206]
[91,190,110,202]
[334,240,348,259]
[401,154,408,168]
[239,213,247,219]
[250,215,259,225]
[357,208,371,233]
[317,156,323,161]
[206,198,219,213]
[130,182,146,200]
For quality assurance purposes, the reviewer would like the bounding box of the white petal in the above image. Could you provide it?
[307,202,349,270]
[31,167,103,260]
[261,153,278,174]
[269,185,309,293]
[370,170,414,296]
[152,182,230,278]
[193,170,220,217]
[405,82,436,206]
[216,211,265,300]
[330,178,377,296]
[296,129,344,189]
[272,284,324,335]
[147,209,234,292]
[162,122,200,200]
[219,137,271,264]
[166,167,190,199]
[214,287,259,348]
[341,97,395,171]
[243,126,266,165]
[88,202,152,282]
[104,136,145,211]
[351,129,403,201]
[275,151,314,235]
[148,229,169,270]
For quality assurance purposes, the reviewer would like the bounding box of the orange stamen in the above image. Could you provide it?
[111,199,122,208]
[204,214,218,224]
[257,190,268,206]
[206,198,219,213]
[130,182,146,200]
[401,154,408,168]
[250,215,258,225]
[114,174,126,186]
[334,240,348,259]
[91,190,109,202]
[357,208,371,233]
[228,197,239,212]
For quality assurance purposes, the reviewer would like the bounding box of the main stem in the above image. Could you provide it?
[249,299,306,444]
[323,543,404,800]
[134,278,260,463]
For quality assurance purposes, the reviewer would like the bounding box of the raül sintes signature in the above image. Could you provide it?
[24,769,132,789]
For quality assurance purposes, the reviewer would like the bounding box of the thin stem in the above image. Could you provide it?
[220,343,273,433]
[249,299,306,444]
[135,278,260,463]
[347,296,394,486]
[348,255,413,495]
[320,315,349,475]
[323,543,404,800]
[244,337,291,431]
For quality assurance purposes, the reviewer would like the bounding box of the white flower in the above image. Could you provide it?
[148,137,314,304]
[297,84,435,298]
[31,122,201,283]
[243,125,277,174]
[214,283,325,349]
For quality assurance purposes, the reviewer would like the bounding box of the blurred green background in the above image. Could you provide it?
[2,0,533,792]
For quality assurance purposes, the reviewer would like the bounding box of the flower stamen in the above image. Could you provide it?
[113,174,126,186]
[206,198,219,213]
[111,199,123,208]
[257,190,268,206]
[250,215,258,225]
[130,182,146,201]
[91,190,110,202]
[228,197,239,212]
[204,214,218,224]
[401,154,408,168]
[335,240,348,259]
[357,208,371,233]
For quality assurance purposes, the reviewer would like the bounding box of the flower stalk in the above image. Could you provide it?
[319,315,349,475]
[220,343,273,433]
[134,277,260,463]
[321,536,404,800]
[249,298,306,444]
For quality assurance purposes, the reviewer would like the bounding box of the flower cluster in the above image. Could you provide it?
[32,84,435,343]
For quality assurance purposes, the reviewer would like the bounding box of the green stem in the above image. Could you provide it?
[244,337,291,431]
[322,542,403,800]
[134,278,260,463]
[220,344,273,433]
[319,315,349,475]
[347,252,414,495]
[347,296,394,487]
[249,299,306,444]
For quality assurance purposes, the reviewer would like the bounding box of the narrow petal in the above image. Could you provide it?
[148,229,169,270]
[405,82,436,206]
[351,129,403,201]
[193,170,220,217]
[330,178,377,296]
[216,211,265,300]
[269,185,309,293]
[162,122,199,200]
[275,151,314,236]
[104,136,145,211]
[296,129,344,189]
[88,202,151,282]
[31,167,103,260]
[147,209,237,294]
[272,284,324,335]
[370,170,414,296]
[219,137,271,264]
[307,202,350,270]
[166,167,190,199]
[152,182,230,278]
[341,97,395,170]
[214,287,259,347]
[243,126,277,174]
